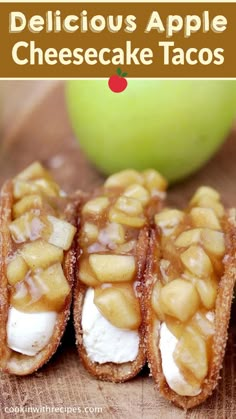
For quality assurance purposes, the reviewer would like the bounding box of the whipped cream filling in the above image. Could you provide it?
[159,322,202,396]
[7,307,57,356]
[82,288,139,364]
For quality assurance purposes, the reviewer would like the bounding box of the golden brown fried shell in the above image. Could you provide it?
[0,181,78,375]
[73,227,149,383]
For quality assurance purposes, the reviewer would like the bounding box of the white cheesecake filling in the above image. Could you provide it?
[159,323,202,396]
[82,288,139,364]
[7,307,57,356]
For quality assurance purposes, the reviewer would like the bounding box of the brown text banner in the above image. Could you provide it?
[0,2,236,78]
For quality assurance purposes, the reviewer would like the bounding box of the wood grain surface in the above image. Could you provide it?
[0,82,235,419]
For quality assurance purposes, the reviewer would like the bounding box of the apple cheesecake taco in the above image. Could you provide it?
[0,162,78,375]
[73,169,167,382]
[144,186,236,409]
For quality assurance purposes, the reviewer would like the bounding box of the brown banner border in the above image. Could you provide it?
[0,2,235,79]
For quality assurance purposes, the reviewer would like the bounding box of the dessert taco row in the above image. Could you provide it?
[0,162,235,410]
[0,163,78,375]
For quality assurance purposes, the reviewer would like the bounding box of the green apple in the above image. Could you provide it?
[66,80,236,183]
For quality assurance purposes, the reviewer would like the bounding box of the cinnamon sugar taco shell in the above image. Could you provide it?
[73,169,167,382]
[144,186,236,409]
[0,162,78,375]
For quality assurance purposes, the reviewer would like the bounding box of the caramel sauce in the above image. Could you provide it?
[153,192,225,388]
[79,170,166,330]
[7,163,73,313]
[79,194,143,329]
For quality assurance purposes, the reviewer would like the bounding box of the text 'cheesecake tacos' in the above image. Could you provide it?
[0,162,77,375]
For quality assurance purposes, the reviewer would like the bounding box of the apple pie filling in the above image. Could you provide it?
[6,162,76,356]
[79,169,167,364]
[152,186,225,395]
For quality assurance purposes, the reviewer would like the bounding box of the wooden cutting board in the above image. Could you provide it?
[0,82,235,419]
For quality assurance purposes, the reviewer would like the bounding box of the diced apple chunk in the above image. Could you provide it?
[34,263,70,311]
[160,279,199,322]
[34,179,60,197]
[143,169,167,193]
[109,208,145,228]
[21,240,63,269]
[98,223,125,246]
[16,162,50,181]
[115,240,136,254]
[14,178,60,200]
[9,213,45,243]
[107,223,125,244]
[115,196,143,216]
[175,229,202,248]
[190,207,221,230]
[11,281,31,310]
[104,170,143,189]
[10,264,69,312]
[189,187,224,218]
[155,209,185,236]
[124,184,150,206]
[7,255,29,285]
[13,180,40,200]
[82,197,109,215]
[180,245,213,278]
[83,222,99,242]
[94,286,141,330]
[201,229,225,257]
[113,282,137,299]
[191,312,215,338]
[174,327,208,382]
[47,215,76,250]
[198,197,224,218]
[89,254,136,283]
[196,278,218,309]
[79,258,100,287]
[13,194,44,218]
[190,186,220,206]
